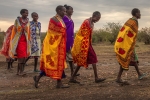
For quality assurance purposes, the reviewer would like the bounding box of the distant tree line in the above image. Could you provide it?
[0,23,150,47]
[90,22,150,45]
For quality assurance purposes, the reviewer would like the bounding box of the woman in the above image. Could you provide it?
[0,25,15,69]
[70,11,105,83]
[63,5,79,76]
[114,8,146,84]
[9,9,31,76]
[33,5,69,88]
[25,12,41,72]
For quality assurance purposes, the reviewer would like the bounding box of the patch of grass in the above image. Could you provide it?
[93,42,150,55]
[0,32,4,48]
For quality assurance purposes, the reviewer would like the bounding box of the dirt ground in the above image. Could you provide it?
[0,43,150,100]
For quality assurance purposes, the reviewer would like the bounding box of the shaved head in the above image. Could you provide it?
[92,11,101,17]
[31,12,38,17]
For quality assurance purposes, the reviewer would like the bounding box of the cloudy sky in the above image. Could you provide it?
[0,0,150,32]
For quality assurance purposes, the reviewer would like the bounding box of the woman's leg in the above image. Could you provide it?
[7,62,11,69]
[33,71,46,88]
[24,56,30,66]
[56,79,69,88]
[18,58,26,76]
[70,66,81,83]
[34,57,39,72]
[92,63,106,83]
[116,65,124,82]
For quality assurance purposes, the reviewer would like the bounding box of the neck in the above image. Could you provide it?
[90,17,94,24]
[66,14,71,18]
[132,16,138,20]
[22,17,27,20]
[33,20,37,22]
[56,14,62,19]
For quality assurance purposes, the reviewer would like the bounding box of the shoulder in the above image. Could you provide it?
[51,16,59,22]
[38,22,41,25]
[49,16,60,25]
[36,22,41,26]
[15,17,20,22]
[131,18,138,25]
[126,18,138,26]
[14,17,20,25]
[63,16,68,20]
[30,21,34,25]
[83,19,90,25]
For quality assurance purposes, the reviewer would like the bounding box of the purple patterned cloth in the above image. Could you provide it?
[63,16,74,52]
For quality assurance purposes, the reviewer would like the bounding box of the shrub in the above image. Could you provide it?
[138,27,150,44]
[92,22,122,44]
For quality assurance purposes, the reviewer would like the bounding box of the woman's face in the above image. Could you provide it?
[22,10,28,18]
[92,15,101,23]
[58,7,66,18]
[136,10,141,19]
[66,7,73,16]
[32,13,38,21]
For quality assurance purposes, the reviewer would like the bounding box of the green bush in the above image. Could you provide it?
[0,23,150,46]
[92,22,122,44]
[138,27,150,44]
[0,32,5,47]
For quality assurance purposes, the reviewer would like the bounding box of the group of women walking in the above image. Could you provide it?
[0,4,146,88]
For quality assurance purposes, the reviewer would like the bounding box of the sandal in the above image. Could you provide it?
[95,78,106,83]
[116,79,124,83]
[69,79,80,84]
[116,79,130,85]
[138,73,147,80]
[75,74,80,76]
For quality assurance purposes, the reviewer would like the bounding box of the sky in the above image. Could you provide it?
[0,0,150,32]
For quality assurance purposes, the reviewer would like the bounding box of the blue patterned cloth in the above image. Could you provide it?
[30,21,41,54]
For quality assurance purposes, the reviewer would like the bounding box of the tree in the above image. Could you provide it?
[92,22,122,44]
[138,27,150,44]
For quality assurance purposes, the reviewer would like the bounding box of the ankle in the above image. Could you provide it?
[138,74,142,77]
[70,77,74,80]
[57,79,62,84]
[116,78,121,81]
[95,77,99,80]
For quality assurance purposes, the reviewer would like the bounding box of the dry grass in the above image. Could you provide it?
[0,41,150,100]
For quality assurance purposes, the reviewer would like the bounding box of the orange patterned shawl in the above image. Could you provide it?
[9,17,31,58]
[71,19,92,68]
[40,15,66,79]
[0,25,14,58]
[114,18,138,69]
